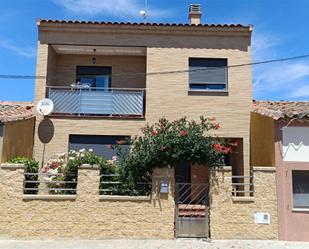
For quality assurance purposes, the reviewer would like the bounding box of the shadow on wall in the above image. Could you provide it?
[38,118,54,166]
[38,118,54,144]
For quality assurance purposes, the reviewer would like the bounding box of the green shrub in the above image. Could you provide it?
[110,117,231,195]
[44,149,115,195]
[7,157,39,194]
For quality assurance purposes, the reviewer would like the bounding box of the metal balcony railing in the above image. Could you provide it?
[231,175,254,197]
[46,86,145,117]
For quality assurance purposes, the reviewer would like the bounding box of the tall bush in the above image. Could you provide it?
[113,116,231,190]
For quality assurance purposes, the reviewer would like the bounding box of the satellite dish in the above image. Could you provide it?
[140,10,147,18]
[37,98,54,116]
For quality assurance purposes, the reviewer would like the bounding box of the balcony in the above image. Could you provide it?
[47,86,145,117]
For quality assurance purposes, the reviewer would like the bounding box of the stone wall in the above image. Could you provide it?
[0,163,278,240]
[209,167,278,239]
[0,164,175,239]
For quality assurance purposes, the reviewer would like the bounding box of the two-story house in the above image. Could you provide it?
[32,9,255,238]
[34,5,252,180]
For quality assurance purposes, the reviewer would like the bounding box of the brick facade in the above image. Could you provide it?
[33,22,252,178]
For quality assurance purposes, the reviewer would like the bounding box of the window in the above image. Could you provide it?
[292,170,309,209]
[69,135,130,160]
[76,66,112,89]
[189,58,227,91]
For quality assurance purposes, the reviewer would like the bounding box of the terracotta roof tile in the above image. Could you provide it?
[252,100,309,120]
[0,102,35,123]
[38,19,251,30]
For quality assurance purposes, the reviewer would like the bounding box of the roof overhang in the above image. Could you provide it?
[37,19,252,37]
[52,45,146,56]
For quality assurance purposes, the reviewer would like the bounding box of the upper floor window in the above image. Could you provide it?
[76,66,112,89]
[189,58,228,91]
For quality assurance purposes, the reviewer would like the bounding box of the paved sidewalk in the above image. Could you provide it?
[0,239,309,249]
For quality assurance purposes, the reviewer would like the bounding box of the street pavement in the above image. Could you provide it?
[0,239,309,249]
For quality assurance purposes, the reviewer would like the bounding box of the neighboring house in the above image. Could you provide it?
[0,102,35,162]
[32,4,253,238]
[252,100,309,241]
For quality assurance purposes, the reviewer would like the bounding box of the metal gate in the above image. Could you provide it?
[175,183,209,238]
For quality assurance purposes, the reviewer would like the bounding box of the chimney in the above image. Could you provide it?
[189,4,202,25]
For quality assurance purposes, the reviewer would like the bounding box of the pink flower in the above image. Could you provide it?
[151,130,157,136]
[41,166,48,173]
[213,144,222,152]
[50,162,59,170]
[107,144,112,149]
[210,117,216,122]
[112,155,118,161]
[223,146,232,154]
[180,130,188,136]
[214,123,221,130]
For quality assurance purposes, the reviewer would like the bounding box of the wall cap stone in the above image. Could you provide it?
[232,196,255,202]
[79,164,100,170]
[23,195,77,200]
[212,166,232,171]
[253,166,276,172]
[0,163,25,169]
[100,195,151,201]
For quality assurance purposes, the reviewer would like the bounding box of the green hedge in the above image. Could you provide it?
[7,157,39,194]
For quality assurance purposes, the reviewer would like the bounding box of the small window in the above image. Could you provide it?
[76,66,112,89]
[69,135,130,160]
[292,170,309,209]
[189,58,227,91]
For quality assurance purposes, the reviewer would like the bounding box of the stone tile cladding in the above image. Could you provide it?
[0,165,175,239]
[209,167,278,239]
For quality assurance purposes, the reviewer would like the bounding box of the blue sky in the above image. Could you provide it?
[0,0,309,101]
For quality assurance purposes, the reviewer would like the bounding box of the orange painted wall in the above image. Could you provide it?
[250,112,275,167]
[1,118,35,162]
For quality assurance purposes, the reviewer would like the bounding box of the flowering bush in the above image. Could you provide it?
[41,153,66,177]
[112,116,230,193]
[43,149,114,194]
[127,116,226,167]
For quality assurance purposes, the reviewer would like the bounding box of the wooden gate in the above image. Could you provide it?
[175,183,209,238]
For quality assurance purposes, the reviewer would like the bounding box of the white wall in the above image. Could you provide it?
[283,127,309,162]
